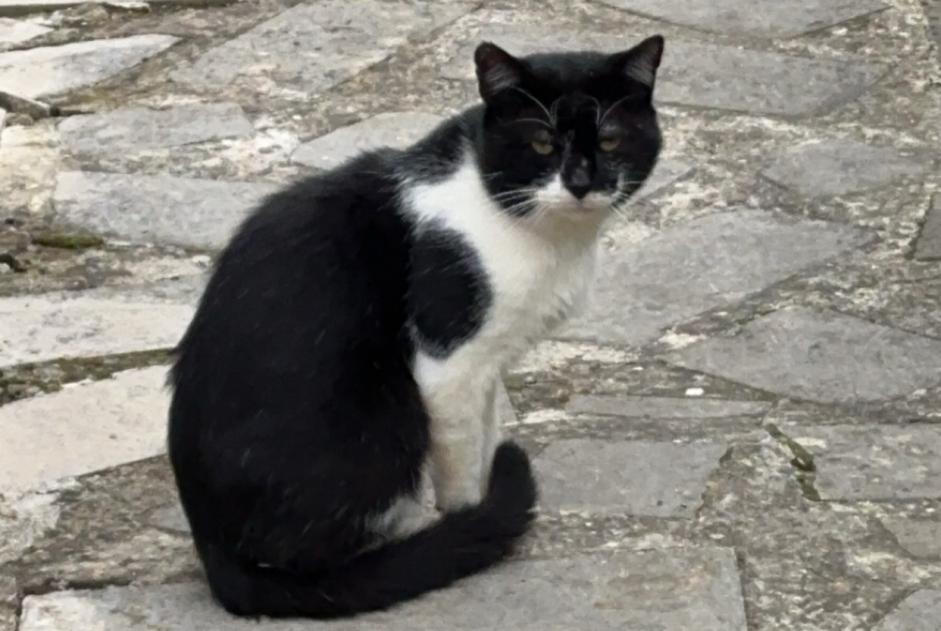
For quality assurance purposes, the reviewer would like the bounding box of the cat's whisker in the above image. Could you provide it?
[510,86,555,125]
[598,94,636,127]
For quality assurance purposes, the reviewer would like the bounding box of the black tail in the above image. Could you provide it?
[203,442,538,619]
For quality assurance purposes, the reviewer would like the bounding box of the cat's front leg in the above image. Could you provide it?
[424,375,493,512]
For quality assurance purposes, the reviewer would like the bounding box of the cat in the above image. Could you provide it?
[168,34,664,619]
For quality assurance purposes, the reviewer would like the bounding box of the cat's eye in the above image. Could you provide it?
[599,136,621,152]
[531,131,554,155]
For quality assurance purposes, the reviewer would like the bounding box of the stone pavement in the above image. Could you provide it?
[0,0,940,629]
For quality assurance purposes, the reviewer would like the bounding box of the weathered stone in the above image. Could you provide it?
[567,395,770,418]
[0,290,193,368]
[874,590,941,631]
[58,102,253,156]
[0,106,4,137]
[0,16,49,45]
[762,139,927,198]
[292,112,444,170]
[0,0,228,16]
[915,195,941,260]
[0,367,169,494]
[534,438,726,517]
[441,25,884,116]
[668,308,941,404]
[0,575,16,631]
[597,0,888,38]
[789,425,941,501]
[18,547,746,630]
[880,517,941,558]
[173,0,472,97]
[53,171,278,250]
[565,211,867,346]
[634,157,693,201]
[149,501,190,534]
[0,34,178,99]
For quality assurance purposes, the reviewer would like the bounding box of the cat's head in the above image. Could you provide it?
[473,36,664,224]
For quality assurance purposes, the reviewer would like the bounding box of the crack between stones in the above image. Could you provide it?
[765,423,821,501]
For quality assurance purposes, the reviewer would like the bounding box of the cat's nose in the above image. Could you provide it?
[565,170,592,199]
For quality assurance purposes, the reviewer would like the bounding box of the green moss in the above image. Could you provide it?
[32,232,105,250]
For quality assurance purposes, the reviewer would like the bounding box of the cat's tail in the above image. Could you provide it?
[202,441,538,619]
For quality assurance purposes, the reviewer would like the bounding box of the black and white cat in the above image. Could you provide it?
[169,35,664,618]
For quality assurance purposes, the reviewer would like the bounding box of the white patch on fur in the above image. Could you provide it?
[366,493,432,541]
[401,150,604,510]
[533,173,614,217]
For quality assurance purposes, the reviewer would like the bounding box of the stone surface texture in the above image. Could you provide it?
[597,0,888,38]
[534,439,727,516]
[915,195,941,259]
[0,34,179,98]
[0,367,169,494]
[292,111,444,169]
[669,308,941,403]
[52,171,277,249]
[762,139,928,198]
[442,23,885,116]
[566,212,867,346]
[2,0,940,629]
[58,103,253,156]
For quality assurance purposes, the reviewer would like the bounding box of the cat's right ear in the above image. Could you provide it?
[475,42,525,102]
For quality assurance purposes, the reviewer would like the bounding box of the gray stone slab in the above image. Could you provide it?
[173,0,472,97]
[762,139,928,198]
[598,0,888,38]
[441,24,885,117]
[0,106,4,138]
[0,291,193,368]
[0,34,178,99]
[19,547,747,630]
[567,395,771,419]
[668,308,941,404]
[633,157,693,201]
[534,438,726,517]
[52,171,278,250]
[915,195,941,260]
[565,211,867,347]
[0,367,170,494]
[790,425,941,501]
[881,517,941,558]
[0,0,228,16]
[58,102,253,156]
[874,590,941,631]
[292,112,444,170]
[0,17,49,45]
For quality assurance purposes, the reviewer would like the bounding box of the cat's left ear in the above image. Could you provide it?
[609,35,665,90]
[475,42,526,102]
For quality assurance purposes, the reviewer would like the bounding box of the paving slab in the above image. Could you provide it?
[762,139,928,198]
[880,517,941,558]
[0,0,228,16]
[292,112,444,170]
[173,0,473,97]
[874,590,941,631]
[633,157,693,200]
[564,211,867,346]
[0,106,4,137]
[52,171,278,250]
[0,34,178,99]
[441,24,885,117]
[567,394,770,418]
[597,0,888,38]
[915,195,941,260]
[789,425,941,501]
[0,17,49,45]
[58,102,253,156]
[0,291,193,368]
[667,308,941,404]
[18,547,747,630]
[534,438,726,517]
[0,366,169,494]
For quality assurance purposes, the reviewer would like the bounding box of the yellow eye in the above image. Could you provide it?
[599,136,621,152]
[531,131,554,155]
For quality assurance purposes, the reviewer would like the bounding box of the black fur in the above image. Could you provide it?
[169,37,664,620]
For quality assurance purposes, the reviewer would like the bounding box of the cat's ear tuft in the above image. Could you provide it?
[611,35,665,89]
[474,42,525,102]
